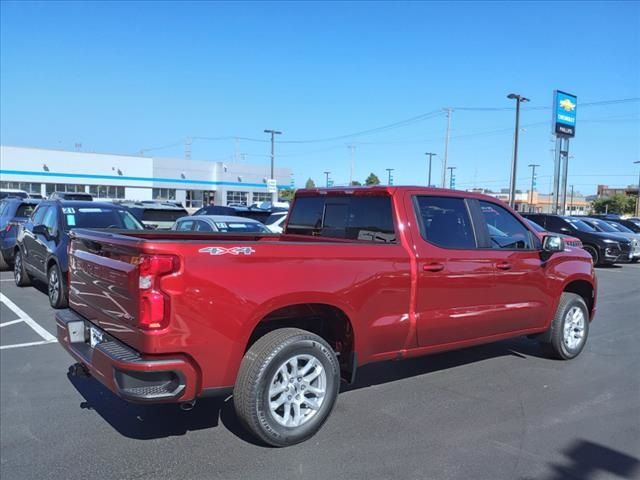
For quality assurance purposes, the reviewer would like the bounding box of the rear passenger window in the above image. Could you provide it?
[177,220,194,231]
[414,196,476,249]
[195,221,213,232]
[287,195,396,243]
[479,201,533,249]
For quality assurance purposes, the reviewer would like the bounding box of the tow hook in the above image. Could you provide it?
[180,400,196,411]
[68,363,91,378]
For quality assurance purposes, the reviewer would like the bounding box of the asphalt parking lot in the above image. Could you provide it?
[1,266,639,480]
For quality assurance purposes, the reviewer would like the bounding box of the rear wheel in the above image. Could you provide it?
[14,250,31,286]
[542,292,590,360]
[582,245,599,266]
[234,328,340,447]
[0,250,8,270]
[48,263,68,308]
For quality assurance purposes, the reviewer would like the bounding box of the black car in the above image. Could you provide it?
[0,198,41,269]
[48,191,94,201]
[14,200,144,308]
[522,214,633,266]
[590,215,640,234]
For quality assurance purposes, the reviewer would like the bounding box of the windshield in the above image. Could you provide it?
[566,217,597,233]
[265,213,287,225]
[213,221,269,233]
[526,219,545,232]
[607,221,633,233]
[140,209,187,222]
[63,207,144,230]
[588,219,619,233]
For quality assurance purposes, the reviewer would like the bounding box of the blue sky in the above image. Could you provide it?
[1,1,639,194]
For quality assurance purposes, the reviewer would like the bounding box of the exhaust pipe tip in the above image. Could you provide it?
[180,400,196,411]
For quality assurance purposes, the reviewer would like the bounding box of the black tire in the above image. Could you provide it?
[542,292,590,360]
[582,245,599,266]
[234,328,340,447]
[48,262,68,308]
[13,249,31,287]
[0,250,8,270]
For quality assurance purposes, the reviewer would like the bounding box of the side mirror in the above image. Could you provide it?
[33,224,48,236]
[542,235,564,253]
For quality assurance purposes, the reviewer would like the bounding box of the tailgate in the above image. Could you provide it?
[68,230,143,349]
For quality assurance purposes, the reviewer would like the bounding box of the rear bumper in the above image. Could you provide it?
[56,309,200,403]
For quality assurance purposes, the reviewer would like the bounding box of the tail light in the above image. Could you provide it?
[138,254,178,330]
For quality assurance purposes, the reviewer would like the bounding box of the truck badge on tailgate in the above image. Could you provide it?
[198,246,256,256]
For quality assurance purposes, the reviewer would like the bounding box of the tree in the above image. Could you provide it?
[365,173,380,186]
[305,178,316,189]
[350,180,362,186]
[591,194,636,214]
[279,189,296,202]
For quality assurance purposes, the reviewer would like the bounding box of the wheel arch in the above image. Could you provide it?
[563,278,596,320]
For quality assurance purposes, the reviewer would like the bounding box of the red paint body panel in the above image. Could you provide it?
[58,186,597,401]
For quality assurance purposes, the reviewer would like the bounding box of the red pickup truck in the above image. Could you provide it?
[56,187,596,446]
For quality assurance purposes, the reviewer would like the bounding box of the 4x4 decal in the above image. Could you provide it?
[198,246,256,256]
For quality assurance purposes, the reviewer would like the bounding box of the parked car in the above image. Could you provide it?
[14,200,144,308]
[57,187,596,446]
[582,217,640,263]
[122,202,189,230]
[192,205,237,216]
[588,214,640,233]
[0,198,41,269]
[525,218,582,248]
[265,210,288,233]
[523,213,634,266]
[193,205,288,224]
[0,188,29,199]
[48,191,94,201]
[172,215,271,233]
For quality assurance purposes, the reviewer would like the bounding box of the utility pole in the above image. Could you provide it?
[442,109,452,188]
[184,136,192,161]
[634,161,640,216]
[264,129,282,180]
[447,166,456,190]
[425,152,437,187]
[569,185,575,215]
[507,93,530,207]
[528,164,540,213]
[324,171,331,188]
[386,168,394,185]
[348,144,356,185]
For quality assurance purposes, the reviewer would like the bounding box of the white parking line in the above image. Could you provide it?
[0,278,14,282]
[0,319,24,328]
[0,292,57,349]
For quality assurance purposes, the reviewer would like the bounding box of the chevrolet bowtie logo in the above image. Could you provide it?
[559,98,576,112]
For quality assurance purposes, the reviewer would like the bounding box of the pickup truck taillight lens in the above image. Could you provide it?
[138,254,178,330]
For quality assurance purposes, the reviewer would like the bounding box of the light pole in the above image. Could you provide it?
[425,152,437,187]
[264,129,282,180]
[528,163,540,213]
[324,171,331,188]
[386,168,394,185]
[447,166,456,189]
[507,93,529,207]
[635,161,640,216]
[569,185,575,215]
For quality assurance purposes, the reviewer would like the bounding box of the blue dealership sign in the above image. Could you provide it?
[552,90,577,137]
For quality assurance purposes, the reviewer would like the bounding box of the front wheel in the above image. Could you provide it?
[234,328,340,447]
[543,292,590,360]
[582,245,600,266]
[48,263,68,308]
[14,250,31,286]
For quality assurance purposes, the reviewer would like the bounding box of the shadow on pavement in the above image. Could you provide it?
[525,439,640,480]
[67,336,551,444]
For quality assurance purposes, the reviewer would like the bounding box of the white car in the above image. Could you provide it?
[172,215,271,233]
[264,211,288,233]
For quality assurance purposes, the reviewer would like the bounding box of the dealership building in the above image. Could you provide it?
[0,145,292,208]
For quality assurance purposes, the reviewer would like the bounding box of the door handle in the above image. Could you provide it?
[423,263,444,272]
[496,262,512,271]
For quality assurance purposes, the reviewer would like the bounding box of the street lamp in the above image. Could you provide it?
[507,93,530,207]
[264,129,282,180]
[425,152,437,187]
[528,164,540,213]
